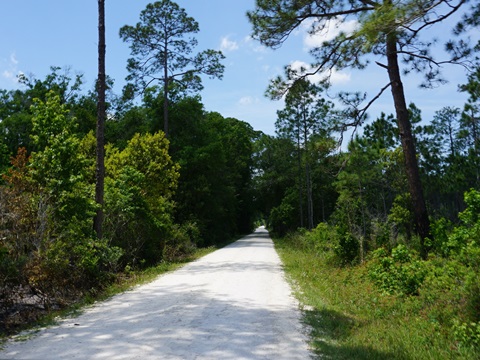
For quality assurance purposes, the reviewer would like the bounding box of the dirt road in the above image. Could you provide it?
[1,227,312,359]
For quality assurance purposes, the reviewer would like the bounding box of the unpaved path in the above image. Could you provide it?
[1,227,312,359]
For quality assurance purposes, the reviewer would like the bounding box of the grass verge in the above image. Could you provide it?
[274,235,479,360]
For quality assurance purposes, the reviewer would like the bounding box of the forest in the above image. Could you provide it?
[1,0,480,354]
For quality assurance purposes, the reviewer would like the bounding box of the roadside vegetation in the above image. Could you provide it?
[2,1,480,355]
[0,245,215,340]
[274,212,480,359]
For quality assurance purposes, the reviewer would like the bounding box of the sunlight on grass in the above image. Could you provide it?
[274,236,478,360]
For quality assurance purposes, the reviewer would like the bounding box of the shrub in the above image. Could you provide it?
[334,231,360,265]
[369,245,427,296]
[164,221,199,262]
[453,320,480,349]
[304,222,337,254]
[269,201,296,237]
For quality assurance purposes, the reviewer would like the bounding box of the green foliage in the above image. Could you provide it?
[303,222,337,254]
[275,231,480,359]
[0,67,88,159]
[369,245,427,296]
[453,320,480,349]
[0,93,122,319]
[268,191,297,237]
[30,224,122,299]
[334,231,360,266]
[388,193,414,242]
[430,217,453,256]
[444,189,480,255]
[0,243,26,309]
[170,106,256,245]
[103,166,157,266]
[164,221,199,262]
[105,131,179,267]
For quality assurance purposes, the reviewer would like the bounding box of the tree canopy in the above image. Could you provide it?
[248,0,474,258]
[119,0,225,136]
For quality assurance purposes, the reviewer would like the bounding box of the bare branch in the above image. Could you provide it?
[375,61,388,69]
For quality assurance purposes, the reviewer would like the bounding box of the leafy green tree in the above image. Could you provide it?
[0,91,121,304]
[459,66,480,187]
[166,97,256,244]
[29,92,91,222]
[248,0,471,258]
[0,67,87,157]
[119,0,225,137]
[105,131,179,265]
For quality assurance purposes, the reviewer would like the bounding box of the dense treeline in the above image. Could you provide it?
[252,71,480,350]
[1,0,480,352]
[0,67,257,331]
[0,0,255,333]
[247,0,480,352]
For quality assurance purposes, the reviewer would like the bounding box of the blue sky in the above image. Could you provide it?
[0,1,474,137]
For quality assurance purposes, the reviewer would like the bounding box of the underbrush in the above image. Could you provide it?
[274,225,480,359]
[0,246,216,339]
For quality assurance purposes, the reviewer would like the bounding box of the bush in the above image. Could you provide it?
[445,189,480,255]
[334,231,360,265]
[269,201,296,237]
[164,221,199,262]
[0,245,26,309]
[369,245,427,296]
[453,320,480,349]
[303,223,337,254]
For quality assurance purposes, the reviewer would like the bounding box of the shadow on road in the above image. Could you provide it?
[3,285,307,359]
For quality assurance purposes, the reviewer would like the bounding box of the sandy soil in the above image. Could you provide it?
[0,227,312,359]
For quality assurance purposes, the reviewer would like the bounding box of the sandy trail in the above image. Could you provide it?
[1,227,312,359]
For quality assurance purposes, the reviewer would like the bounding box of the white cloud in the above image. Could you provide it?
[289,60,351,85]
[220,36,239,52]
[9,52,18,65]
[1,52,22,84]
[238,96,255,106]
[244,35,268,53]
[302,17,359,49]
[3,70,14,80]
[330,69,351,84]
[238,96,265,107]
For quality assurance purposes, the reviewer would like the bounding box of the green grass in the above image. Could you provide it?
[274,235,479,360]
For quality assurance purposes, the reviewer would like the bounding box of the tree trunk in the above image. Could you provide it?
[470,109,480,186]
[386,33,431,259]
[296,127,304,228]
[163,40,169,137]
[302,112,313,230]
[94,0,106,239]
[306,162,313,229]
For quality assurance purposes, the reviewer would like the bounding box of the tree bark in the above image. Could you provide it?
[163,38,169,137]
[386,33,431,259]
[94,0,106,239]
[296,127,304,228]
[303,120,313,230]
